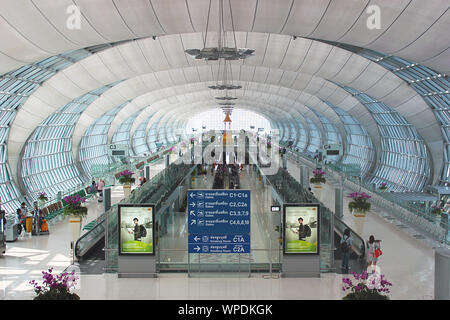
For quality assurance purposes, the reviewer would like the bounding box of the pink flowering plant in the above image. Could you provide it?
[118,169,135,184]
[348,192,371,213]
[342,271,392,300]
[37,192,48,201]
[63,194,87,217]
[29,268,80,300]
[378,182,388,191]
[310,169,326,184]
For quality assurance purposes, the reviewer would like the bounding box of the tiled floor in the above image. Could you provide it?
[0,160,437,300]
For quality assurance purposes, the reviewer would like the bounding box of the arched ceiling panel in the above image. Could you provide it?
[0,1,447,75]
[3,31,445,188]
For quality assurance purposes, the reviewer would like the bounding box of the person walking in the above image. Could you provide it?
[97,178,104,194]
[340,228,353,273]
[16,208,27,235]
[89,180,97,198]
[367,235,382,274]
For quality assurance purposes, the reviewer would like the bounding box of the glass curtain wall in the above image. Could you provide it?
[21,84,118,201]
[339,85,430,192]
[326,103,374,177]
[305,117,322,153]
[312,110,342,146]
[293,119,307,151]
[79,104,125,176]
[111,111,140,157]
[0,50,89,211]
[316,40,450,185]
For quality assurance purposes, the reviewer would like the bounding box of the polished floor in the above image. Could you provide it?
[0,159,436,300]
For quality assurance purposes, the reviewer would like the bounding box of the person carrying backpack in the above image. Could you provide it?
[340,228,353,273]
[128,217,146,241]
[89,181,97,197]
[296,217,311,241]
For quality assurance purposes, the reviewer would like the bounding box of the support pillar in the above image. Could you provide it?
[144,165,150,180]
[103,187,111,213]
[300,165,308,187]
[435,247,450,300]
[335,187,343,219]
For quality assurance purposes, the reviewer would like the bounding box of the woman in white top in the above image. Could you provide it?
[367,235,381,273]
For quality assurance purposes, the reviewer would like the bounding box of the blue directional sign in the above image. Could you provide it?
[188,190,250,254]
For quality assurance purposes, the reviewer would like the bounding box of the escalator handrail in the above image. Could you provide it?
[249,149,366,261]
[333,214,366,258]
[75,163,197,260]
[74,213,106,259]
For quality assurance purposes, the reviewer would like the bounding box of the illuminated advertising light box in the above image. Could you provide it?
[283,204,320,255]
[118,204,155,255]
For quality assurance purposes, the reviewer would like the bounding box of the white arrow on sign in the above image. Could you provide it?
[190,193,196,198]
[190,210,195,216]
[190,202,195,207]
[194,236,200,242]
[190,220,196,225]
[194,246,200,252]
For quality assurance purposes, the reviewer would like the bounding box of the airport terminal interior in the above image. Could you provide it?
[0,0,449,300]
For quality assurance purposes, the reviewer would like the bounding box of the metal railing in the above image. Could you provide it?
[283,146,449,246]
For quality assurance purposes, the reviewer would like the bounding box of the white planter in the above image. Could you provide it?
[69,216,82,242]
[38,199,47,209]
[123,184,131,198]
[352,208,367,218]
[351,208,368,236]
[312,183,323,199]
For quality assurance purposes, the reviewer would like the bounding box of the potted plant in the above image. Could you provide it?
[37,192,48,208]
[118,169,135,198]
[63,194,87,241]
[342,271,392,300]
[310,169,326,186]
[348,192,371,217]
[431,205,443,215]
[378,182,388,192]
[29,268,80,300]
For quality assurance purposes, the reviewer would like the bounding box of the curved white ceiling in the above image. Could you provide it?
[9,32,444,185]
[0,0,448,74]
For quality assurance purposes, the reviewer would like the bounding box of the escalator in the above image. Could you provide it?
[333,215,366,274]
[74,162,196,271]
[253,158,367,273]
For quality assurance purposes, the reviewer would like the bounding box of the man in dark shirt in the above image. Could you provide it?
[296,217,311,241]
[128,218,141,241]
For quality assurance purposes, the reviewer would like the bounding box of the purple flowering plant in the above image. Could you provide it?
[37,192,48,201]
[431,205,443,214]
[63,194,87,217]
[118,169,135,184]
[29,268,80,300]
[348,192,372,213]
[310,168,326,184]
[379,182,388,190]
[342,271,392,300]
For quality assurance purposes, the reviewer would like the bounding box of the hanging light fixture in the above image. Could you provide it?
[184,0,254,117]
[184,0,254,61]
